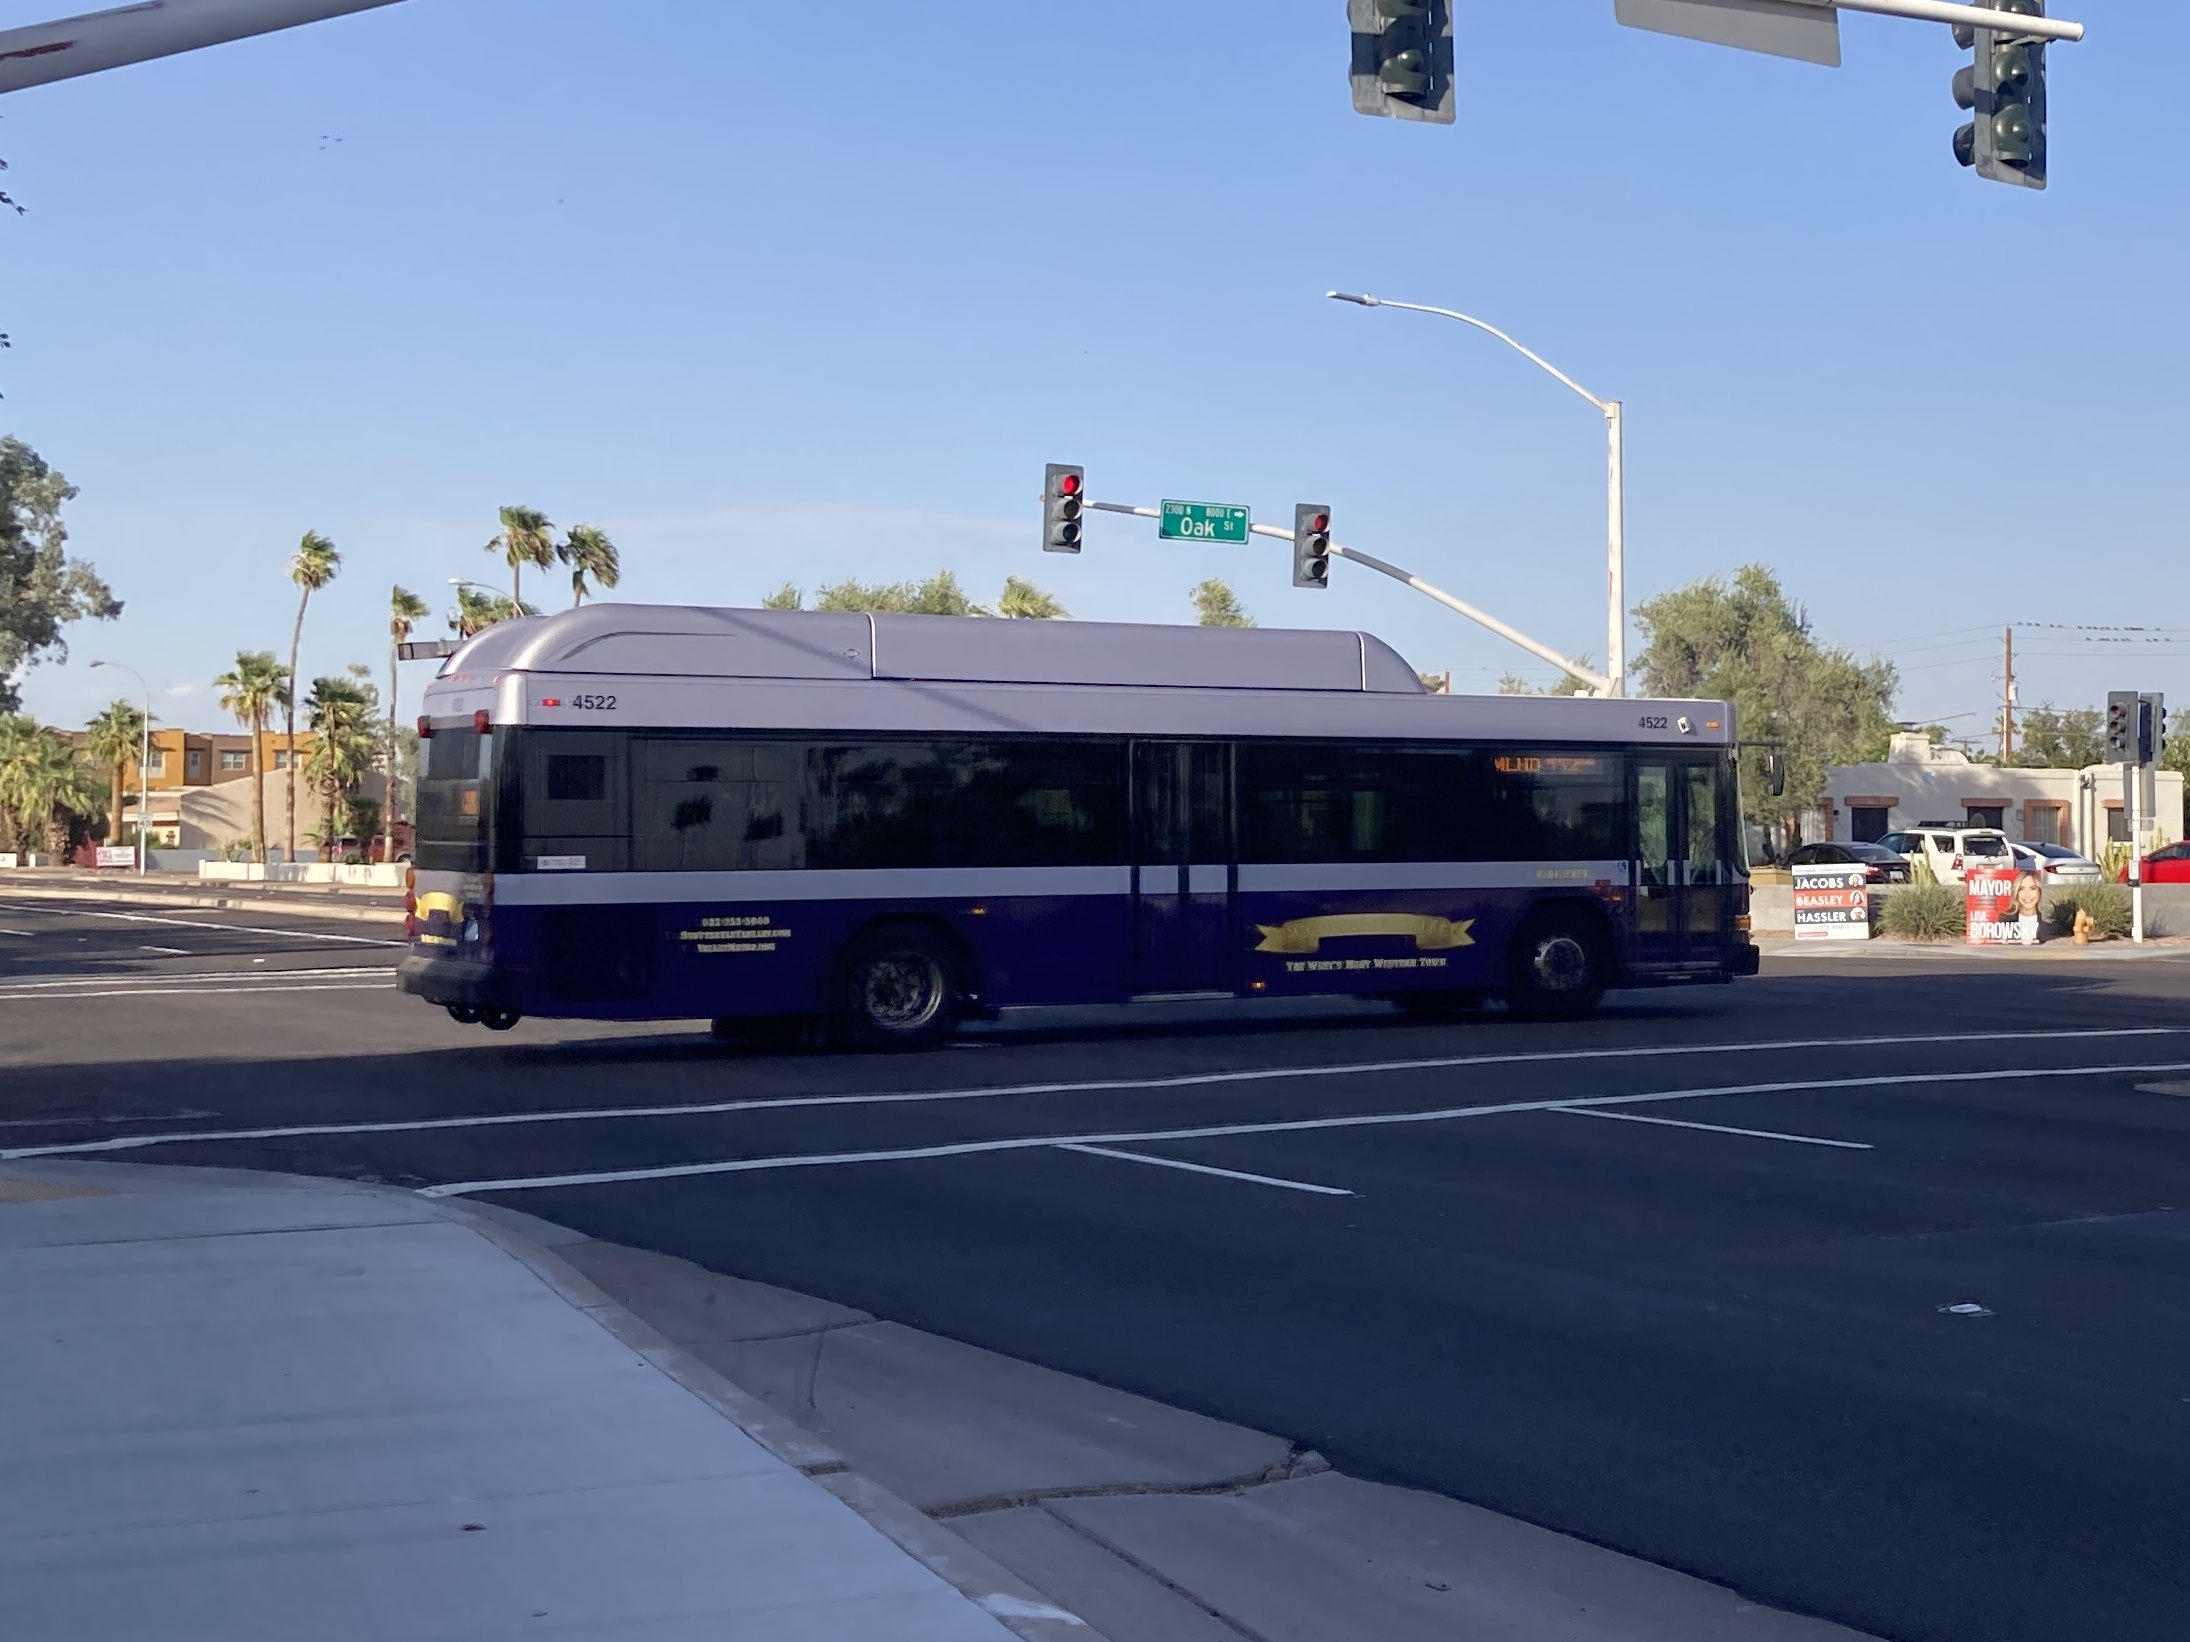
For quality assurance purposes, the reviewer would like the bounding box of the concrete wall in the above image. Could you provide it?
[1822,744,2182,858]
[1751,882,2190,938]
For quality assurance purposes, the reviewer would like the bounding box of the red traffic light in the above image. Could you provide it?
[1057,473,1081,497]
[1309,513,1329,534]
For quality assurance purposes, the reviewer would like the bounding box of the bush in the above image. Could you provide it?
[1878,881,1966,940]
[2047,883,2131,940]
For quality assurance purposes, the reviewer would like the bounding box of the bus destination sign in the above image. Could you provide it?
[1159,499,1251,543]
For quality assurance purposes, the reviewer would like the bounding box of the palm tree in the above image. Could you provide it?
[304,674,379,853]
[284,530,341,862]
[997,576,1067,620]
[450,586,534,638]
[0,721,98,855]
[214,651,288,865]
[82,700,150,848]
[561,524,621,607]
[489,505,556,606]
[386,585,429,864]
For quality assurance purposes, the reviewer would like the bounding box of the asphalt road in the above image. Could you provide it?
[6,891,2190,1642]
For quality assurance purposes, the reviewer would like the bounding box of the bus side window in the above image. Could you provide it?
[1637,764,1672,885]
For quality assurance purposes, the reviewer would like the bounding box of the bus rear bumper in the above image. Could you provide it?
[398,952,519,1011]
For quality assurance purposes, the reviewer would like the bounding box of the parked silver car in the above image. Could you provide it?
[2011,841,2104,883]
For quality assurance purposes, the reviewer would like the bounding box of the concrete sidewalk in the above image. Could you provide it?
[0,869,403,926]
[0,1161,1083,1642]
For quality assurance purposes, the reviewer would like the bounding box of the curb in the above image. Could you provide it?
[0,878,403,928]
[0,1155,1103,1641]
[425,1195,1108,1641]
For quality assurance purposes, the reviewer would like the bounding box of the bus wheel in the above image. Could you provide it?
[1506,909,1606,1019]
[480,1009,521,1032]
[446,1004,481,1025]
[840,925,959,1051]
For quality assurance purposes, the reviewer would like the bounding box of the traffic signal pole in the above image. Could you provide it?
[0,0,407,95]
[1327,293,1626,696]
[1082,498,1614,695]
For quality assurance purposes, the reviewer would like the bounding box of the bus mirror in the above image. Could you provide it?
[1763,750,1786,799]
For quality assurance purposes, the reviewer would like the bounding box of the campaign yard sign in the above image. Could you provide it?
[1792,863,1870,941]
[93,845,138,869]
[1968,868,2040,945]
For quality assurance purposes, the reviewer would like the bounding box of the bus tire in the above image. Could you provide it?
[839,923,961,1051]
[480,1009,522,1032]
[1505,907,1607,1019]
[446,1004,480,1025]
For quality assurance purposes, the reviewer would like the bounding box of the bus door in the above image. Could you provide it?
[1131,741,1234,996]
[1632,756,1734,971]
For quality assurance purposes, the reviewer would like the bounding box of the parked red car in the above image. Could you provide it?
[2120,842,2190,884]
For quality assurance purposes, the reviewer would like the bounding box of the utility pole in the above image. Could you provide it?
[2000,625,2016,761]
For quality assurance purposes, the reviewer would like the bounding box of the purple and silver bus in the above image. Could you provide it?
[398,605,1757,1046]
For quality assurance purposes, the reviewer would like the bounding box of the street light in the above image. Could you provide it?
[87,659,151,876]
[1327,291,1628,698]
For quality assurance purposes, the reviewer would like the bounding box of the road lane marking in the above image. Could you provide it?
[1548,1107,1873,1150]
[0,929,33,938]
[0,982,392,1002]
[411,1059,2190,1198]
[0,965,397,992]
[4,1026,2182,1163]
[139,946,191,955]
[0,1108,216,1130]
[0,902,400,947]
[1055,1143,1355,1196]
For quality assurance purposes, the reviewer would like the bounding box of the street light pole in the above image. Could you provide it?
[1327,292,1627,698]
[88,659,152,877]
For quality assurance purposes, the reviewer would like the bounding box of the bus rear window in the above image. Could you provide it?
[415,728,487,872]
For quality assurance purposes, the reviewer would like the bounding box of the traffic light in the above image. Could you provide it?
[2154,695,2171,764]
[1347,0,1454,125]
[1951,1,2047,189]
[1293,504,1332,589]
[1042,464,1083,554]
[2105,690,2137,763]
[2140,692,2165,766]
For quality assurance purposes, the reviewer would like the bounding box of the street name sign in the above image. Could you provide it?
[1159,500,1251,543]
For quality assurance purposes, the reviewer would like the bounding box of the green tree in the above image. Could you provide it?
[561,523,620,607]
[1191,578,1254,628]
[304,673,379,851]
[1631,565,1898,857]
[1496,655,1597,698]
[997,576,1067,619]
[284,530,341,863]
[82,699,150,846]
[0,717,97,855]
[0,437,120,713]
[814,571,988,615]
[2012,704,2106,769]
[489,505,556,605]
[385,585,430,863]
[761,583,803,611]
[450,586,534,637]
[214,650,289,865]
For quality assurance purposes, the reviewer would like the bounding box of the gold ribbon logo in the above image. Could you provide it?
[1254,914,1476,955]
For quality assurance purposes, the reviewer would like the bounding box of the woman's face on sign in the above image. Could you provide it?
[2014,874,2043,915]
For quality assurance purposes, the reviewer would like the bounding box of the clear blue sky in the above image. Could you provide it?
[2,0,2182,744]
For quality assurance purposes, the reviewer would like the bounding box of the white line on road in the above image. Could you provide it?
[3,1025,2180,1163]
[0,982,392,1002]
[1056,1143,1355,1196]
[0,902,400,947]
[413,1059,2190,1198]
[1548,1106,1873,1150]
[0,965,397,992]
[0,929,33,938]
[139,946,190,956]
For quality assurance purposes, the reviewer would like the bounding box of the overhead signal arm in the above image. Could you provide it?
[1614,0,2080,68]
[1082,498,1613,696]
[0,0,408,96]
